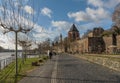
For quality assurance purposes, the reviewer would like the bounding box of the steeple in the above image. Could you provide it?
[68,24,80,41]
[69,24,79,32]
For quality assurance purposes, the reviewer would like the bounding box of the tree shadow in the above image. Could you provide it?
[18,74,120,83]
[14,75,18,83]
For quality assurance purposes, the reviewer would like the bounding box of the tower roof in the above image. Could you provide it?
[69,24,79,32]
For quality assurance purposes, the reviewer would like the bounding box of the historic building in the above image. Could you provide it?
[54,24,120,54]
[67,25,105,53]
[68,24,80,41]
[93,27,104,37]
[77,37,105,53]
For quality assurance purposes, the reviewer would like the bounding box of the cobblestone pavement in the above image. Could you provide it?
[19,54,120,83]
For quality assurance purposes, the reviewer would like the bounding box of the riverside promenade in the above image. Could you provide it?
[19,54,120,83]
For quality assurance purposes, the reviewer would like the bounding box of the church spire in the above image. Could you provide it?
[69,24,79,32]
[68,24,80,41]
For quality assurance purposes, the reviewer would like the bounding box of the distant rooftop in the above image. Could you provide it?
[69,24,79,32]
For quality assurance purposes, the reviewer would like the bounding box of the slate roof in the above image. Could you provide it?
[69,24,79,32]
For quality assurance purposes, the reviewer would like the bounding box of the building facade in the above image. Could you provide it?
[68,24,80,41]
[54,24,120,54]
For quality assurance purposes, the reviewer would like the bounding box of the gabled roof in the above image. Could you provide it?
[69,24,79,32]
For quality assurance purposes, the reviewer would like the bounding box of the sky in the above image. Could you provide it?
[0,0,120,49]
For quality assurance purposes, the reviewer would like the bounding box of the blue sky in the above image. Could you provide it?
[31,0,119,38]
[0,0,120,49]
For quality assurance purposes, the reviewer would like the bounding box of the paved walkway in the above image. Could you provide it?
[18,56,56,83]
[19,54,120,83]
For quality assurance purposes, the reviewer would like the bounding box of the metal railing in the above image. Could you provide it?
[0,56,15,70]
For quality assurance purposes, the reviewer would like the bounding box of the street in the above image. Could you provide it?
[19,54,120,83]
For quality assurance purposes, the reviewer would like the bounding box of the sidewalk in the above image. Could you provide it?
[18,56,57,83]
[18,54,120,83]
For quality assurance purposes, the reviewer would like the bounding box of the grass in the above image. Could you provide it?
[0,55,48,83]
[81,54,120,62]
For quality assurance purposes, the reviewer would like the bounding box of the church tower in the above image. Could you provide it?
[68,24,80,41]
[60,33,62,42]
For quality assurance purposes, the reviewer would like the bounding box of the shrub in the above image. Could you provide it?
[39,59,43,63]
[31,61,39,66]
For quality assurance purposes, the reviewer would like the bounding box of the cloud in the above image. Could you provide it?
[33,25,43,33]
[51,20,72,31]
[32,24,54,42]
[77,19,112,34]
[105,0,120,8]
[68,7,111,22]
[88,0,120,8]
[0,7,39,49]
[41,7,52,18]
[33,20,72,42]
[67,0,120,22]
[67,0,120,37]
[87,0,104,8]
[0,34,15,49]
[24,5,34,14]
[0,2,36,49]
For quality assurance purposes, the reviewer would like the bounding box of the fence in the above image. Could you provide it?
[0,53,46,70]
[0,56,15,70]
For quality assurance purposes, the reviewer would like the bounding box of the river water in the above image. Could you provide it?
[0,52,21,70]
[0,52,14,58]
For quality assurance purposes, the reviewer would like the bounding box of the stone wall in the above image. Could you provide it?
[75,55,120,72]
[77,38,88,53]
[103,35,120,54]
[55,33,120,54]
[88,37,105,53]
[68,38,89,53]
[103,36,112,48]
[117,35,120,49]
[103,36,113,53]
[75,37,105,53]
[88,32,93,37]
[93,27,104,37]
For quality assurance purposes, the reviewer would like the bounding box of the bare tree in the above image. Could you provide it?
[44,38,51,51]
[18,35,32,63]
[0,0,37,76]
[35,38,51,55]
[112,3,120,35]
[112,3,120,27]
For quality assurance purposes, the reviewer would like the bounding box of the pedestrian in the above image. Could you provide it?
[49,51,53,59]
[47,50,50,57]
